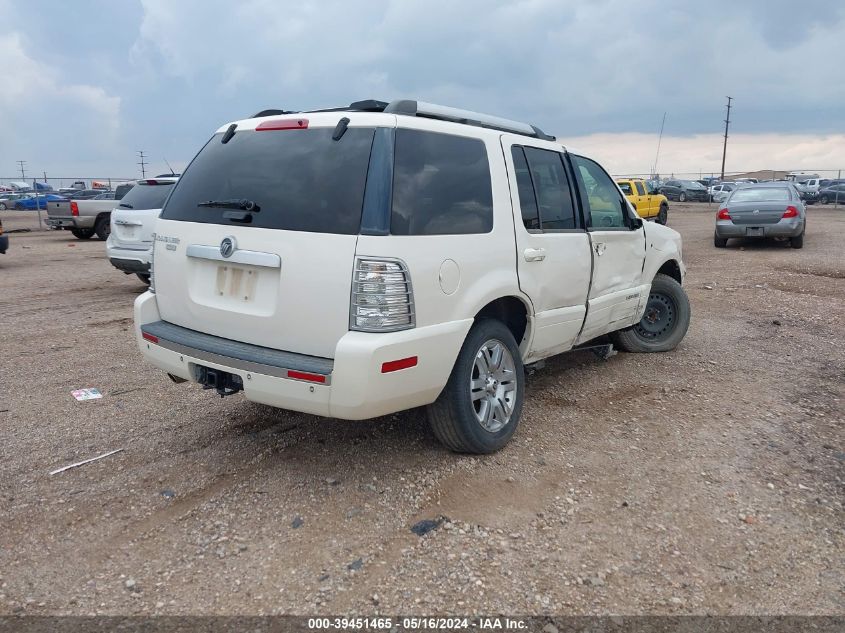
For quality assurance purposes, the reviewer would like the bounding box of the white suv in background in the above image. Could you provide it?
[135,100,690,453]
[106,177,178,283]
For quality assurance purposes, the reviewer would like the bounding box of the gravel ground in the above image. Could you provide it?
[0,204,842,616]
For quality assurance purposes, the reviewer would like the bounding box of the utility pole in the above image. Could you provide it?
[17,160,27,181]
[720,96,733,180]
[137,150,148,178]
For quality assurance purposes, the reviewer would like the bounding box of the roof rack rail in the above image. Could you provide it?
[251,109,296,118]
[251,100,388,118]
[249,100,554,141]
[383,100,555,141]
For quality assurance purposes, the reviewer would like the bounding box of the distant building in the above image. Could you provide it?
[724,170,790,182]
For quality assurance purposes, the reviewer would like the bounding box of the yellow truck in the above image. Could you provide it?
[616,178,669,225]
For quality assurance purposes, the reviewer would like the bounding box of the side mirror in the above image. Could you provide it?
[630,216,643,230]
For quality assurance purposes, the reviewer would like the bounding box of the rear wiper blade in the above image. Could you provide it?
[197,199,260,212]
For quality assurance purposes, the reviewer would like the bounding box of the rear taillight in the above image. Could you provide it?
[350,258,415,332]
[148,238,156,294]
[717,208,731,220]
[782,205,799,218]
[256,118,309,131]
[70,201,79,216]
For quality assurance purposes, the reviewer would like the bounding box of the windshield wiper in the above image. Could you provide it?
[197,199,260,212]
[119,203,134,209]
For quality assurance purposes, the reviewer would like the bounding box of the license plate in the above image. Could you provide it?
[216,264,258,301]
[746,227,764,237]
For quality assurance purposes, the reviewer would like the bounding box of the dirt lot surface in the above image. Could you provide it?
[1,204,843,616]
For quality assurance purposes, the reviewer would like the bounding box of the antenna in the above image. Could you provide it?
[163,157,175,175]
[137,150,148,178]
[652,112,666,178]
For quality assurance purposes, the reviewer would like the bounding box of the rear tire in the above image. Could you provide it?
[136,273,151,284]
[0,203,6,210]
[678,192,687,202]
[714,234,728,248]
[70,228,95,240]
[790,231,804,249]
[427,319,524,454]
[657,203,668,225]
[94,215,110,240]
[611,274,691,353]
[820,195,829,204]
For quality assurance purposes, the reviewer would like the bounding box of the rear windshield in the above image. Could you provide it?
[730,187,791,202]
[160,127,376,234]
[118,182,175,210]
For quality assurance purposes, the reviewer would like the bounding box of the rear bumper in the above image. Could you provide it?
[107,242,151,272]
[134,292,471,420]
[715,217,804,238]
[45,215,95,229]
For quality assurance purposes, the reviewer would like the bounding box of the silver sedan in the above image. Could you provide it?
[714,182,806,249]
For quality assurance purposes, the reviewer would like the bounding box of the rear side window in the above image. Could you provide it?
[391,129,493,235]
[118,182,175,210]
[635,181,646,195]
[161,127,375,234]
[523,147,577,230]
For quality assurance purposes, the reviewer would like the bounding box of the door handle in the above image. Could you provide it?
[523,247,546,262]
[593,242,607,256]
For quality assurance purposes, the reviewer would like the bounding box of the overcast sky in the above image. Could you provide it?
[2,0,844,181]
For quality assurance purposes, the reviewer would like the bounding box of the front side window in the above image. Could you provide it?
[617,182,633,195]
[571,154,628,229]
[391,129,493,235]
[522,147,577,230]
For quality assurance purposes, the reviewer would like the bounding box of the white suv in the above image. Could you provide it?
[135,100,690,453]
[106,177,178,283]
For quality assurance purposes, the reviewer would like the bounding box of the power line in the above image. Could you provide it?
[17,160,26,180]
[720,96,733,180]
[137,150,147,178]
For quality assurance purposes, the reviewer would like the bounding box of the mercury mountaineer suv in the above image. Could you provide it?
[135,99,690,454]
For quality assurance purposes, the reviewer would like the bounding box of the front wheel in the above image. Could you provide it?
[678,192,687,202]
[427,319,524,454]
[0,203,6,210]
[820,195,829,204]
[656,203,668,225]
[611,274,691,353]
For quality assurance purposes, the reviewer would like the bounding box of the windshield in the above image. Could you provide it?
[729,187,791,202]
[118,181,176,209]
[160,127,376,234]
